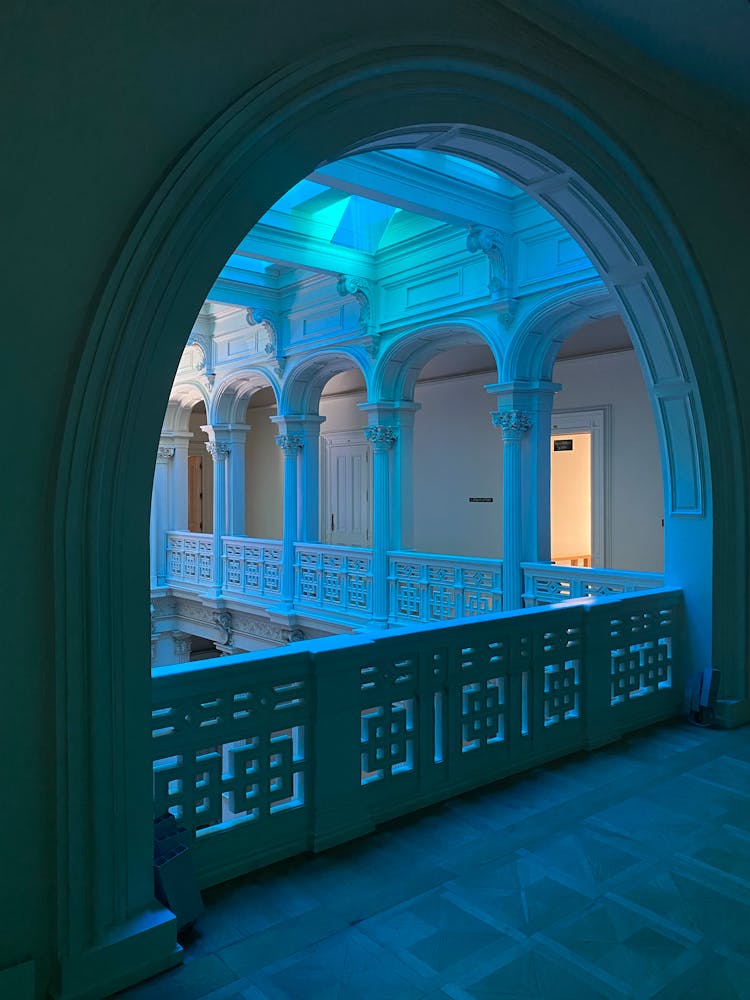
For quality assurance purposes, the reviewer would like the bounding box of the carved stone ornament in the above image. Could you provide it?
[157,445,175,461]
[492,410,533,438]
[213,610,233,647]
[205,440,230,461]
[172,632,193,656]
[364,425,398,452]
[275,433,304,456]
[286,628,305,644]
[337,274,374,336]
[467,225,508,300]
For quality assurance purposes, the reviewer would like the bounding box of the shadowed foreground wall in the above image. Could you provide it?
[2,3,748,997]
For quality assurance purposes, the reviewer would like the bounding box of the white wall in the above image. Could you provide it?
[413,369,503,558]
[245,393,283,539]
[552,349,664,573]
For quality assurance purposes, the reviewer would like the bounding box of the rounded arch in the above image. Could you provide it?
[280,347,372,415]
[209,367,280,425]
[374,320,501,401]
[502,283,616,383]
[54,45,744,988]
[162,381,211,433]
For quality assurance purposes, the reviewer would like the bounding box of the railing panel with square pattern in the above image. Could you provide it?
[388,551,503,624]
[153,588,684,887]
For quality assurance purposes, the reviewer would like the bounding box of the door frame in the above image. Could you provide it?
[550,406,610,568]
[320,429,371,546]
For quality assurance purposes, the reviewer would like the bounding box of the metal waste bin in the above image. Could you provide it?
[154,813,204,931]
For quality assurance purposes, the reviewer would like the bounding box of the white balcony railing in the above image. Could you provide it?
[165,531,213,588]
[152,587,684,889]
[294,543,373,619]
[388,551,503,624]
[223,536,283,602]
[522,561,664,606]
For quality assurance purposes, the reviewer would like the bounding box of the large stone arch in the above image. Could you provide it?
[53,46,743,997]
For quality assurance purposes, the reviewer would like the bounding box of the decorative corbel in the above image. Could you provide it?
[246,305,285,374]
[467,225,509,300]
[337,274,379,356]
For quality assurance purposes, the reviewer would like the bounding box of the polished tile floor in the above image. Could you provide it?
[119,721,750,999]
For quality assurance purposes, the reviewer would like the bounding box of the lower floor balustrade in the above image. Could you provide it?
[152,587,683,889]
[160,530,662,637]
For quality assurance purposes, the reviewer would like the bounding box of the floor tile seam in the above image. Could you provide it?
[601,891,704,946]
[670,851,750,895]
[527,932,637,997]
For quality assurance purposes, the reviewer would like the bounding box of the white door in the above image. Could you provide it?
[322,432,371,547]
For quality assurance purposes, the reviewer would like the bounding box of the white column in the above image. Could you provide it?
[298,416,325,542]
[275,432,303,609]
[364,424,398,626]
[227,425,251,536]
[150,444,174,588]
[169,432,192,531]
[204,423,250,538]
[492,410,532,610]
[204,436,229,596]
[359,401,420,551]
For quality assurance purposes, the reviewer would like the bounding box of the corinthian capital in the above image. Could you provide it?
[365,425,398,452]
[492,410,532,440]
[205,440,230,461]
[275,433,304,457]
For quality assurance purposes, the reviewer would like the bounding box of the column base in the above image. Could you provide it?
[55,905,180,1000]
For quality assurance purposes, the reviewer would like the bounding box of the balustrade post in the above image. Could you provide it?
[151,444,174,589]
[275,432,303,611]
[203,432,230,597]
[364,424,398,626]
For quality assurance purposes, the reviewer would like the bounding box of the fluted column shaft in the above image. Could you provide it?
[276,433,303,609]
[204,439,230,595]
[365,424,398,625]
[150,445,174,588]
[493,410,532,610]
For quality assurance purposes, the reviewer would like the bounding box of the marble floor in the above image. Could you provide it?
[118,721,750,999]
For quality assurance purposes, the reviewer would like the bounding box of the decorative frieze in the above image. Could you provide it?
[364,425,398,452]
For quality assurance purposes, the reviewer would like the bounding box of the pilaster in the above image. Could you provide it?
[487,380,560,611]
[364,421,398,626]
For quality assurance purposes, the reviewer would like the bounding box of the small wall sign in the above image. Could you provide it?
[553,439,574,451]
[468,497,494,503]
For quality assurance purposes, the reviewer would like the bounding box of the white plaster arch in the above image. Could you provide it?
[374,320,501,402]
[209,367,280,425]
[280,347,372,416]
[53,45,744,995]
[162,382,210,434]
[501,282,616,382]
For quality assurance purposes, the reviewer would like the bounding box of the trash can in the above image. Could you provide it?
[153,813,204,931]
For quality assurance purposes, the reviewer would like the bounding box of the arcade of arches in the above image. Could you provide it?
[150,148,666,662]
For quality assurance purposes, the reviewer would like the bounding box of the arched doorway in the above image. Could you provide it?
[54,53,741,997]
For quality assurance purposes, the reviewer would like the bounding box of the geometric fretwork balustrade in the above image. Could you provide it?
[153,588,684,888]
